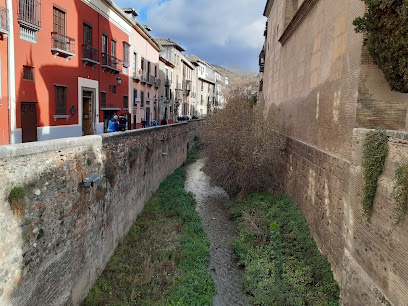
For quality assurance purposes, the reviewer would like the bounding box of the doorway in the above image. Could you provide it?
[82,90,94,136]
[145,107,150,126]
[21,102,37,143]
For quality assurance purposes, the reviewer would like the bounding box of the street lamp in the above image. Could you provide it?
[116,75,122,85]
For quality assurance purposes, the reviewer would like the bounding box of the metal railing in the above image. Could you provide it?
[0,6,9,33]
[165,77,171,86]
[141,71,148,83]
[148,75,155,85]
[101,52,121,71]
[51,32,75,55]
[82,44,99,62]
[17,0,41,30]
[155,78,161,88]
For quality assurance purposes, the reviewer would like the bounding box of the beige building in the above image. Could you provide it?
[155,38,195,119]
[261,0,408,305]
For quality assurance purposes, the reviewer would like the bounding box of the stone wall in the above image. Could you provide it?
[0,121,201,305]
[283,136,350,280]
[282,129,408,305]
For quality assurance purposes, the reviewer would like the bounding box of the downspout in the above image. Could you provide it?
[7,0,15,144]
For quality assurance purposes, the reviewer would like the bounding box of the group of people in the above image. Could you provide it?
[107,115,169,132]
[107,115,127,132]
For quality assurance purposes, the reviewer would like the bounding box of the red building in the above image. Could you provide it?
[9,0,133,143]
[0,0,9,144]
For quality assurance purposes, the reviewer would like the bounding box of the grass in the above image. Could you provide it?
[82,166,215,305]
[229,193,340,306]
[184,147,201,166]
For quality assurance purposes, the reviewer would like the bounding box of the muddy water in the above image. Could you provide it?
[185,158,249,306]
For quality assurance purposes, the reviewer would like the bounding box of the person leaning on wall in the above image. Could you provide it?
[107,115,118,132]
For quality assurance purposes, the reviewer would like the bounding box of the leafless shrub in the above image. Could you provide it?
[203,74,285,197]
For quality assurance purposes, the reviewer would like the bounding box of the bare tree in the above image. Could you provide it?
[202,70,285,197]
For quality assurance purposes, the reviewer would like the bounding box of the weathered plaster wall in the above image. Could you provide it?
[0,121,201,305]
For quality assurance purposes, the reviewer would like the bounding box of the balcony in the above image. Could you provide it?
[147,74,154,86]
[82,44,100,68]
[140,71,148,84]
[101,52,121,74]
[51,32,75,60]
[154,78,161,88]
[165,77,171,87]
[133,70,142,82]
[17,0,41,31]
[0,6,9,35]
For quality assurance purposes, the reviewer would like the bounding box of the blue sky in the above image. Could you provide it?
[115,0,267,71]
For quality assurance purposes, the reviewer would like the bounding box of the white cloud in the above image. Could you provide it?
[147,0,266,48]
[115,0,267,70]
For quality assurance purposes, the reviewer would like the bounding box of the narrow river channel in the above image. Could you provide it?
[185,158,249,306]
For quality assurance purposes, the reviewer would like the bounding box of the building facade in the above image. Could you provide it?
[0,0,162,144]
[261,0,408,304]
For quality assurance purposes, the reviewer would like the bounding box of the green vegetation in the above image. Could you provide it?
[362,128,389,219]
[8,187,26,217]
[353,1,408,92]
[128,147,140,168]
[394,160,408,225]
[104,157,116,187]
[184,147,201,165]
[82,168,215,305]
[229,193,340,305]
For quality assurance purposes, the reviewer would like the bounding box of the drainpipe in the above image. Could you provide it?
[7,0,15,144]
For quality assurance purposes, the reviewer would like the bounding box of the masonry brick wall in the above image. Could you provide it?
[283,136,349,280]
[0,121,201,305]
[263,0,408,304]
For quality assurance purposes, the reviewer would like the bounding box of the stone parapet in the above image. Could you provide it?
[0,121,200,305]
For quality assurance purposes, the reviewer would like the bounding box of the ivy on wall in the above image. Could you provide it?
[353,1,408,93]
[362,128,389,219]
[394,161,408,225]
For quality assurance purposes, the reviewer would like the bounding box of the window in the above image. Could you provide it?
[102,34,108,54]
[123,42,130,67]
[23,65,34,81]
[17,0,41,30]
[154,65,157,77]
[123,96,128,110]
[141,91,144,107]
[133,52,137,75]
[111,85,116,94]
[133,89,137,106]
[201,81,203,91]
[141,57,145,72]
[100,91,106,108]
[147,61,151,75]
[53,6,65,35]
[83,22,92,45]
[55,85,67,115]
[111,39,116,57]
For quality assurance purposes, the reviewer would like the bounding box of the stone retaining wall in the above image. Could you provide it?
[283,129,408,305]
[0,121,201,305]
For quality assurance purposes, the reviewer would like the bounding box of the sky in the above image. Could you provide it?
[114,0,267,72]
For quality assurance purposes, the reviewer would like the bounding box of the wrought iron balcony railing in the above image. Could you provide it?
[51,32,75,59]
[101,52,121,74]
[141,71,148,83]
[0,6,9,34]
[165,77,171,86]
[148,75,155,85]
[154,78,161,88]
[82,44,100,67]
[17,0,41,31]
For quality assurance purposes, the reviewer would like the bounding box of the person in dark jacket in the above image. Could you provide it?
[161,118,167,125]
[118,116,127,131]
